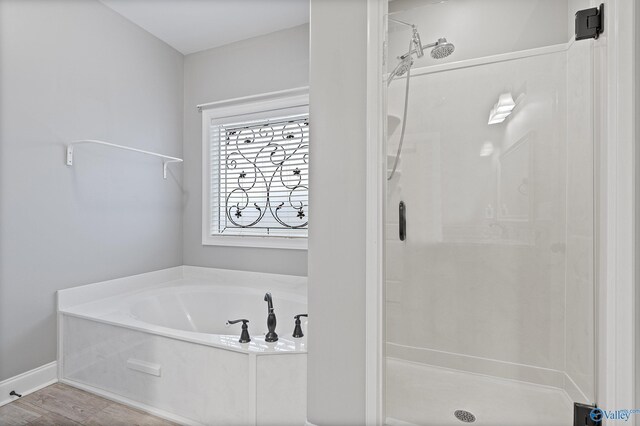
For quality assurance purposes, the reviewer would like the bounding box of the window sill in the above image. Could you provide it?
[202,235,308,250]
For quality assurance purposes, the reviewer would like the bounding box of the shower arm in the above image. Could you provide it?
[388,18,429,61]
[387,17,414,28]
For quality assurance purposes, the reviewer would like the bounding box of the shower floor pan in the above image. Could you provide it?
[385,358,573,426]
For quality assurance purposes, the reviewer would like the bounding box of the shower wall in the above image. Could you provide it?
[385,0,594,405]
[386,50,568,379]
[388,0,568,65]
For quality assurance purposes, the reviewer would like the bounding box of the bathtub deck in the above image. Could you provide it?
[0,383,176,425]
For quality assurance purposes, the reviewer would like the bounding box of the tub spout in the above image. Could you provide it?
[264,292,278,342]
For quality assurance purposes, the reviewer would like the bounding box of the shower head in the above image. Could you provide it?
[389,34,455,85]
[399,36,455,61]
[430,38,455,59]
[387,56,413,85]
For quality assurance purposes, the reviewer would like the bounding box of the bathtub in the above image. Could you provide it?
[57,266,308,426]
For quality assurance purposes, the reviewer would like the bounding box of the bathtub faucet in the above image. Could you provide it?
[264,292,278,342]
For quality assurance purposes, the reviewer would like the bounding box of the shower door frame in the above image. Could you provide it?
[365,0,387,424]
[364,0,637,424]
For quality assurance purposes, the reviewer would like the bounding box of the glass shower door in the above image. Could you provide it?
[384,1,597,425]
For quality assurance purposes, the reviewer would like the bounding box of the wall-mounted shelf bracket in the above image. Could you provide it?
[66,140,183,179]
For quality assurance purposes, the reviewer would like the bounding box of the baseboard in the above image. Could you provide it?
[305,421,318,426]
[60,379,202,426]
[386,342,565,389]
[0,361,58,407]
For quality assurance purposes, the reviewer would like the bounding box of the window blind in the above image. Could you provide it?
[210,113,309,238]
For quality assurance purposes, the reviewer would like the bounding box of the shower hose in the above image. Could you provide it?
[387,38,413,181]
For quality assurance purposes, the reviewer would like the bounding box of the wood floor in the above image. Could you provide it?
[0,383,177,426]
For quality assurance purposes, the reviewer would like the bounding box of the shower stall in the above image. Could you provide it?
[380,1,601,424]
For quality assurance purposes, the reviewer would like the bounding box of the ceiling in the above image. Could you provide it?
[99,0,310,55]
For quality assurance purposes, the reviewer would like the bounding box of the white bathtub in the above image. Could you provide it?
[58,266,308,426]
[129,283,307,342]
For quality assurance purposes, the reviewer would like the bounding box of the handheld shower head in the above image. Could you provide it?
[387,56,413,86]
[430,38,455,59]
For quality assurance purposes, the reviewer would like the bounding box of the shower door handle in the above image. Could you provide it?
[399,201,406,241]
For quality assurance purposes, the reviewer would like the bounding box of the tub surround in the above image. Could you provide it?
[57,266,306,311]
[58,266,307,354]
[57,266,308,426]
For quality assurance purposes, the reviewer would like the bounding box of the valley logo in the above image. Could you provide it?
[591,408,640,422]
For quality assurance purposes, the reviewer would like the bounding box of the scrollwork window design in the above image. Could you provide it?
[215,114,309,237]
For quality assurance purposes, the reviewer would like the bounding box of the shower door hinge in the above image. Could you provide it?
[575,4,604,41]
[574,402,600,426]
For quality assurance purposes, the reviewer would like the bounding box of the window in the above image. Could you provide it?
[200,88,309,249]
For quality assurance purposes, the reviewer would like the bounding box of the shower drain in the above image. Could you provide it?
[454,410,476,423]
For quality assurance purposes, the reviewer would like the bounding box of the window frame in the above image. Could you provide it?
[200,87,309,250]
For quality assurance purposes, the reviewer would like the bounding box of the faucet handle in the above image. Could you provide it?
[227,319,251,343]
[293,314,308,338]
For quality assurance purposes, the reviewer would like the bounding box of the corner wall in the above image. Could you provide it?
[0,0,184,381]
[307,0,368,424]
[182,24,309,276]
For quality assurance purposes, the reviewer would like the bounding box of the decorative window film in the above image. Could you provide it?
[208,113,309,239]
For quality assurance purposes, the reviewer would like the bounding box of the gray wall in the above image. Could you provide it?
[307,0,368,424]
[182,25,309,276]
[0,0,184,381]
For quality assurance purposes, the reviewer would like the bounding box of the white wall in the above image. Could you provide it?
[307,0,368,424]
[0,0,184,381]
[182,25,309,276]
